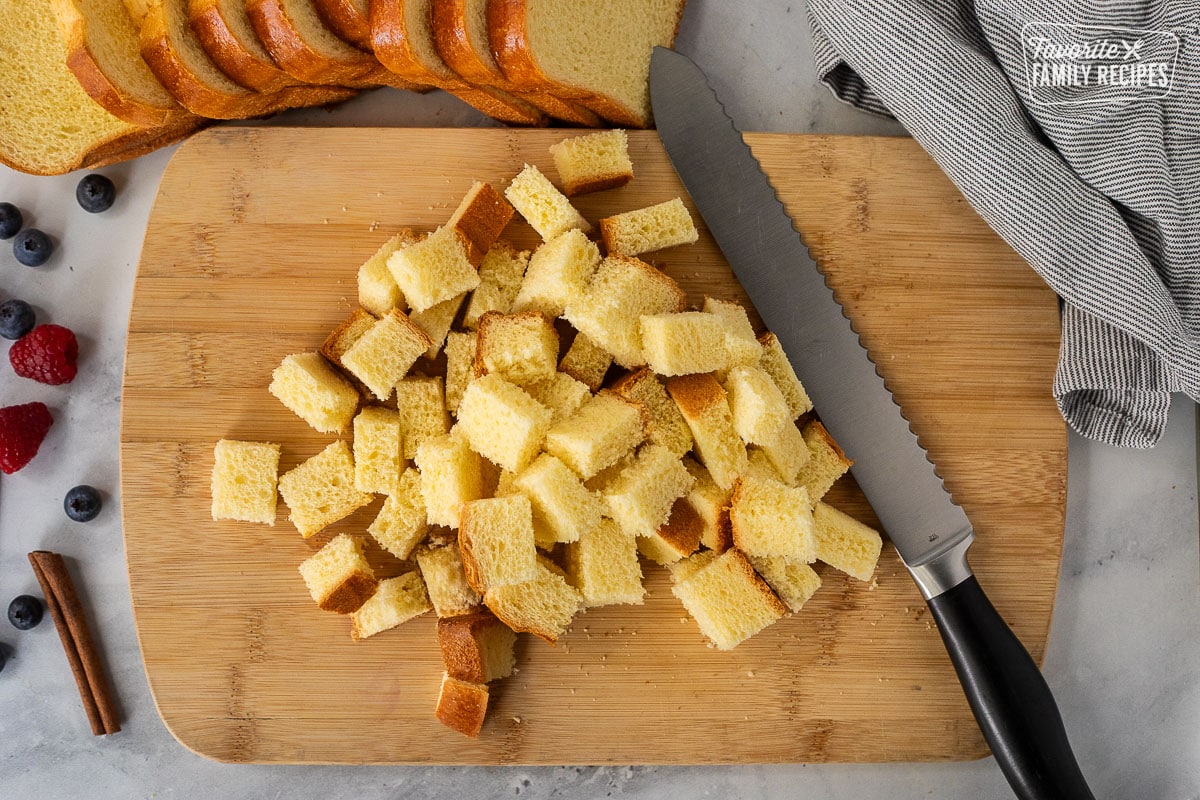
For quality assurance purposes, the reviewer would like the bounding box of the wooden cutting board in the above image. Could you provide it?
[121,128,1065,765]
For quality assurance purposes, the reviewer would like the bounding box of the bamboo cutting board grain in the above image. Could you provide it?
[121,128,1065,764]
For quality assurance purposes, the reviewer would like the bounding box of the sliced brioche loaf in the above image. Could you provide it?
[549,129,634,197]
[670,548,786,650]
[311,0,370,48]
[437,608,517,683]
[188,0,307,92]
[350,571,431,640]
[298,533,378,613]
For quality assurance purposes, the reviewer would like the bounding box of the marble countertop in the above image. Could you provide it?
[1,3,1197,798]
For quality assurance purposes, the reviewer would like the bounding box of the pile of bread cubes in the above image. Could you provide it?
[209,128,884,738]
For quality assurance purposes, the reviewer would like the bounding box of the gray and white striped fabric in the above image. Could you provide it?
[806,0,1199,447]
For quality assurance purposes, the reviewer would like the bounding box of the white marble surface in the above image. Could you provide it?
[1,2,1197,798]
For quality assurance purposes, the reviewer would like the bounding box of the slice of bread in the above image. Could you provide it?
[430,0,600,124]
[311,0,371,48]
[670,548,786,650]
[443,330,477,414]
[367,467,429,558]
[416,537,481,616]
[269,351,360,434]
[600,198,698,257]
[50,0,196,127]
[357,229,420,316]
[437,608,517,682]
[511,228,600,320]
[639,311,730,376]
[395,375,450,459]
[455,373,552,472]
[542,392,645,480]
[520,371,590,424]
[458,494,538,592]
[352,405,402,494]
[563,255,686,369]
[415,431,485,528]
[483,558,581,644]
[602,444,693,538]
[369,0,545,124]
[278,440,374,537]
[549,129,634,197]
[608,367,692,457]
[188,0,307,92]
[729,475,816,561]
[795,420,853,504]
[703,297,761,368]
[350,571,431,640]
[757,419,808,486]
[513,453,603,544]
[724,364,789,446]
[410,292,465,359]
[564,517,644,607]
[340,307,433,400]
[435,672,488,737]
[474,311,558,386]
[462,241,529,329]
[504,164,591,242]
[747,554,821,614]
[298,532,378,613]
[664,373,748,490]
[759,332,813,419]
[387,225,483,313]
[682,456,731,551]
[558,332,610,392]
[488,0,686,127]
[210,439,280,524]
[813,501,882,581]
[636,496,702,565]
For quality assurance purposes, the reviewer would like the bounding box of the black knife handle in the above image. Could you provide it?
[927,576,1095,800]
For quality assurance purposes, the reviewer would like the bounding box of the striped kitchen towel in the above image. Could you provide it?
[806,0,1199,447]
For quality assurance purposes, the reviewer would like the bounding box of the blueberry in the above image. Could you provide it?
[0,299,35,340]
[8,596,43,631]
[76,174,115,213]
[0,202,21,239]
[13,228,51,267]
[65,485,102,522]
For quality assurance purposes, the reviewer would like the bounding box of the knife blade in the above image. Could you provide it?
[650,47,1095,800]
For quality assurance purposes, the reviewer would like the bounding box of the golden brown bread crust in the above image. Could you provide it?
[435,674,488,737]
[563,172,633,198]
[312,0,372,49]
[457,506,488,595]
[447,181,515,259]
[437,608,509,683]
[655,497,703,558]
[664,372,726,420]
[317,570,379,613]
[188,0,307,92]
[712,502,733,553]
[0,114,202,176]
[727,548,788,617]
[803,419,851,466]
[319,307,376,393]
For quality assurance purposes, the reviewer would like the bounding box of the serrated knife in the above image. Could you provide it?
[650,47,1094,800]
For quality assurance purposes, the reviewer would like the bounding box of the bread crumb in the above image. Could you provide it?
[512,716,522,724]
[746,670,755,678]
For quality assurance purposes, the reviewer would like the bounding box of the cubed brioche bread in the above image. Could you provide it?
[444,330,478,414]
[670,548,786,650]
[564,517,644,607]
[639,311,730,377]
[487,0,686,128]
[521,371,591,424]
[459,494,538,592]
[542,392,645,479]
[665,373,748,490]
[341,308,433,400]
[559,332,611,391]
[514,453,604,544]
[724,365,790,446]
[702,297,761,368]
[353,406,403,494]
[437,608,517,683]
[463,241,530,329]
[211,439,280,524]
[395,376,451,460]
[387,226,483,313]
[563,255,686,368]
[729,476,816,562]
[357,229,420,316]
[321,307,377,390]
[367,467,429,559]
[504,163,591,241]
[474,311,559,386]
[667,548,719,583]
[278,440,374,538]
[745,446,787,484]
[298,533,378,613]
[796,420,854,504]
[549,129,634,197]
[609,367,692,456]
[511,228,600,319]
[600,198,698,257]
[417,537,481,617]
[350,571,431,640]
[758,420,809,486]
[637,496,702,565]
[748,554,821,614]
[269,351,360,434]
[813,501,883,581]
[759,332,813,419]
[444,181,515,256]
[415,432,485,528]
[682,457,732,551]
[411,292,466,360]
[484,558,582,645]
[602,444,694,538]
[435,672,489,737]
[455,374,553,472]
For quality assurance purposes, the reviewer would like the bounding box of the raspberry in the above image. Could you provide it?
[0,402,53,474]
[9,324,78,385]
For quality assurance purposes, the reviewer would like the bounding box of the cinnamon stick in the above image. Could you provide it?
[28,551,121,736]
